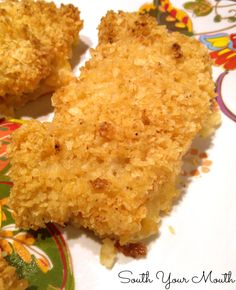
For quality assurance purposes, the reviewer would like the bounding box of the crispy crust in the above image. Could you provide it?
[0,0,83,114]
[9,12,217,244]
[0,255,28,290]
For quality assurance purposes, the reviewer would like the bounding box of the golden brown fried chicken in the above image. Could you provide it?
[9,12,218,247]
[0,254,28,290]
[0,0,83,115]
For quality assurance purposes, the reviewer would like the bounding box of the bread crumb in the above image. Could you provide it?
[168,225,175,235]
[100,238,117,269]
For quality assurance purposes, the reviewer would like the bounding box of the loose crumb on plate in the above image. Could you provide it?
[168,225,176,235]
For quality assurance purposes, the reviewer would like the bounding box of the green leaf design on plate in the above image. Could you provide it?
[0,157,7,161]
[214,14,222,22]
[0,119,75,290]
[183,0,212,16]
[228,16,236,23]
[1,140,9,145]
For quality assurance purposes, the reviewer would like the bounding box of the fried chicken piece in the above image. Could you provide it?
[0,254,28,290]
[9,12,218,245]
[0,0,83,115]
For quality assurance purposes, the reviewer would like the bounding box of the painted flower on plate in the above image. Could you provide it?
[200,33,236,70]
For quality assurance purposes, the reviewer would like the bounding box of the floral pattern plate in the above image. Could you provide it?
[1,1,236,289]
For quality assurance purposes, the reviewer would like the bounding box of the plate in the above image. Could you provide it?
[1,0,236,289]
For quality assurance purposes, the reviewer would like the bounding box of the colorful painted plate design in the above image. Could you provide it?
[0,119,74,289]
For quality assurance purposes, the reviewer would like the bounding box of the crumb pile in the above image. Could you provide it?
[0,0,83,115]
[9,12,218,246]
[0,254,28,290]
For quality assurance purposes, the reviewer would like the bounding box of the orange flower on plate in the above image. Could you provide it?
[36,257,52,273]
[0,225,52,273]
[13,240,32,263]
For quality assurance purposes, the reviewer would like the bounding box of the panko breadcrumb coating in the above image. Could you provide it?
[0,0,83,115]
[0,254,28,290]
[9,12,218,246]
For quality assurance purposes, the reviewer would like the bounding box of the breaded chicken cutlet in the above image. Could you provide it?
[0,254,28,290]
[0,0,83,115]
[9,11,219,260]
